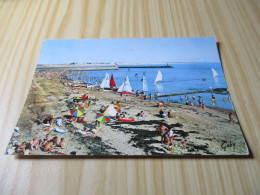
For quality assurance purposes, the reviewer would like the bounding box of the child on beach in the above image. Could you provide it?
[29,137,39,151]
[57,138,66,149]
[181,140,187,149]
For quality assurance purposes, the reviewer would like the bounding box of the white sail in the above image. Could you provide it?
[154,70,162,83]
[117,82,124,92]
[118,75,132,93]
[142,73,148,91]
[212,68,218,77]
[100,73,110,88]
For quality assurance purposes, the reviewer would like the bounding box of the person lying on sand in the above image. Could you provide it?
[29,137,39,151]
[77,113,87,124]
[137,111,146,120]
[42,117,51,126]
[76,128,97,136]
[159,110,167,118]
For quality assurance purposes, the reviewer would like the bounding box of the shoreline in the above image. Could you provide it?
[7,71,249,156]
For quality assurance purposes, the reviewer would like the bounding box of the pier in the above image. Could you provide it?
[149,88,228,98]
[36,64,119,71]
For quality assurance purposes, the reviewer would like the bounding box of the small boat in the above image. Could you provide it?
[117,75,134,95]
[154,70,162,83]
[118,117,135,122]
[100,73,112,91]
[212,68,218,77]
[109,74,117,91]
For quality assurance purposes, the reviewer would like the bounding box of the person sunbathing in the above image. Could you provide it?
[29,137,39,151]
[137,111,146,119]
[77,113,87,124]
[159,110,167,118]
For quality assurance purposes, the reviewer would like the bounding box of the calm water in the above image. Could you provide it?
[67,63,235,110]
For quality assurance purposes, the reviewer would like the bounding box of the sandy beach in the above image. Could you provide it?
[7,71,249,156]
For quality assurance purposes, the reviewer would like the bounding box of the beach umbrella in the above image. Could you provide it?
[70,105,85,117]
[73,103,84,108]
[96,113,111,122]
[73,104,85,110]
[113,105,122,113]
[116,103,126,108]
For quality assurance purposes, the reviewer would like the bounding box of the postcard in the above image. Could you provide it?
[6,37,250,157]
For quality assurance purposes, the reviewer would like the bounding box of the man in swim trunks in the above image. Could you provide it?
[43,141,54,152]
[157,124,169,143]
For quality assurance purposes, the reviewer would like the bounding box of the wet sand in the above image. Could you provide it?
[8,73,249,156]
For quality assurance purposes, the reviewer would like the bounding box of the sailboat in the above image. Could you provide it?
[142,73,148,92]
[117,75,134,95]
[110,74,117,91]
[100,73,112,91]
[154,70,162,83]
[212,68,218,77]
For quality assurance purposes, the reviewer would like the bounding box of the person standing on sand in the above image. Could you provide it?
[124,96,128,103]
[229,113,235,123]
[157,124,169,144]
[198,98,202,106]
[169,128,174,147]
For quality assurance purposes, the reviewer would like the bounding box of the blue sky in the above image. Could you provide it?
[38,37,220,64]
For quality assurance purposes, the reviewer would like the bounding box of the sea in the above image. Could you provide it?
[66,63,235,110]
